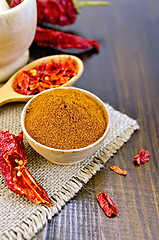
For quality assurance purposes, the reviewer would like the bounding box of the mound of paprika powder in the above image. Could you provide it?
[25,88,107,150]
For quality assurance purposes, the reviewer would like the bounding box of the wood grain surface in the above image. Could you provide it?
[30,0,159,239]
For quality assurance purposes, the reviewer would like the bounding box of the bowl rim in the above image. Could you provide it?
[0,0,34,16]
[21,87,109,153]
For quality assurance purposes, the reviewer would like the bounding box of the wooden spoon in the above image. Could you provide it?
[0,54,84,107]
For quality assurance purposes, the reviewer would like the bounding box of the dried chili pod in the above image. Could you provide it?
[134,149,150,165]
[34,26,99,50]
[97,191,118,217]
[37,0,76,26]
[37,0,110,26]
[0,130,53,206]
[110,166,127,176]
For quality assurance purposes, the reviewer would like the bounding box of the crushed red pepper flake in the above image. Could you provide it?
[97,191,118,217]
[13,57,78,95]
[110,166,127,176]
[133,149,150,165]
[0,130,53,206]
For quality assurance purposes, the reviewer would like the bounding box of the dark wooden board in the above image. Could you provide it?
[32,0,159,239]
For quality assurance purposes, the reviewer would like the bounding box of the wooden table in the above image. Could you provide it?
[31,0,159,239]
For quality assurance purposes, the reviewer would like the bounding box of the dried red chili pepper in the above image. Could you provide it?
[36,0,110,26]
[10,0,109,51]
[133,149,150,165]
[10,0,109,25]
[97,191,118,217]
[0,130,53,206]
[13,56,78,95]
[110,166,127,176]
[10,0,21,8]
[34,26,99,50]
[37,0,76,26]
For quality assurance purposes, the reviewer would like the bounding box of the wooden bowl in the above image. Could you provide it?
[21,87,109,165]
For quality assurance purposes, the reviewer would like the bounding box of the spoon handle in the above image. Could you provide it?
[0,81,18,107]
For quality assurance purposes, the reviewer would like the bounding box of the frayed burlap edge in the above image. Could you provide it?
[0,119,139,240]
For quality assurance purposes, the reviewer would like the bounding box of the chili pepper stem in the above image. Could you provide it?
[73,0,110,13]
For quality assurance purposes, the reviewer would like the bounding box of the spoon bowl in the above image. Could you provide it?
[0,54,84,107]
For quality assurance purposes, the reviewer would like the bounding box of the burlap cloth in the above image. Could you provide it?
[0,101,139,240]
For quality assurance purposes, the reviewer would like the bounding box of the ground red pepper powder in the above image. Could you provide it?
[25,88,107,150]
